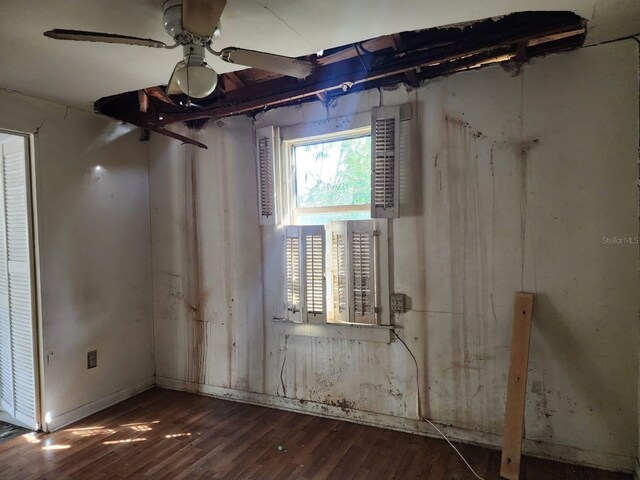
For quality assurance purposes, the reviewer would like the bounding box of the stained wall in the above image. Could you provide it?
[151,39,640,471]
[0,90,155,430]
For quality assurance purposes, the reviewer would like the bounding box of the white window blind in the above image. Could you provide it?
[256,126,277,225]
[0,136,37,430]
[284,225,326,323]
[371,105,400,218]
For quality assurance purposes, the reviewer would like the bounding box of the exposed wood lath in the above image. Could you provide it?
[95,11,586,147]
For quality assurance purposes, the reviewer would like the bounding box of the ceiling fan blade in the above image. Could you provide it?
[44,29,167,48]
[218,48,314,79]
[182,0,226,38]
[166,61,184,95]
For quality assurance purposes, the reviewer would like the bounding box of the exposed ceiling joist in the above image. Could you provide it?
[95,11,587,147]
[144,87,177,107]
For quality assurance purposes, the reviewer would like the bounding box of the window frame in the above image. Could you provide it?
[280,126,372,226]
[259,106,408,331]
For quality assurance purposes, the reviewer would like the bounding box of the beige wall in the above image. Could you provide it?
[151,39,639,471]
[0,90,155,430]
[149,118,265,391]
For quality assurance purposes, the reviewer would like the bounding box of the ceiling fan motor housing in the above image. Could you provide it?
[163,0,183,38]
[163,0,221,42]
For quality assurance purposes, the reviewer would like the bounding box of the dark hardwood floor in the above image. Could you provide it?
[0,421,26,445]
[0,388,631,480]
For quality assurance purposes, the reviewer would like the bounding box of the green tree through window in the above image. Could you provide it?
[295,136,371,208]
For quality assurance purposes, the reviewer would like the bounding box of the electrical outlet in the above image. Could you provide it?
[87,350,97,369]
[391,293,407,313]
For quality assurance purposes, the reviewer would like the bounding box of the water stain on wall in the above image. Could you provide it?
[443,114,488,426]
[185,146,206,386]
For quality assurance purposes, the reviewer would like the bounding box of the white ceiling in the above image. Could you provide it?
[0,0,638,110]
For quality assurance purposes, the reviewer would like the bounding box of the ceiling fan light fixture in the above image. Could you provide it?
[175,62,218,98]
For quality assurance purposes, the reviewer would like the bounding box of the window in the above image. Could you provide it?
[285,127,372,226]
[255,105,406,327]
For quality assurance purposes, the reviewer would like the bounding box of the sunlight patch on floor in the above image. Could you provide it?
[42,445,71,450]
[103,438,147,445]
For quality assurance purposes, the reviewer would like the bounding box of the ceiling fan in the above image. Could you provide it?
[44,0,315,99]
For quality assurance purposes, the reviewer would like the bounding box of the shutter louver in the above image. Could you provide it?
[371,105,400,218]
[11,272,34,423]
[0,137,37,429]
[0,142,11,415]
[285,228,301,321]
[348,221,377,324]
[328,222,348,322]
[256,126,276,225]
[302,226,325,323]
[284,226,326,323]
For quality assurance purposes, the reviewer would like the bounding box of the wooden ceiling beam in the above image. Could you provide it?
[123,114,206,148]
[405,69,420,88]
[183,18,586,119]
[526,27,586,47]
[144,86,177,107]
[94,11,586,145]
[391,33,419,87]
[98,91,206,148]
[138,90,149,113]
[160,46,517,124]
[316,36,396,66]
[157,17,587,124]
[222,71,246,91]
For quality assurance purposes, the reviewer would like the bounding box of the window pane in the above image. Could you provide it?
[295,210,370,225]
[294,136,371,208]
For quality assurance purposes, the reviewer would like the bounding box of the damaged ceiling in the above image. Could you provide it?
[0,0,638,110]
[97,11,588,147]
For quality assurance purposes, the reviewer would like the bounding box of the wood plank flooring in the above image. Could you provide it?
[0,421,27,445]
[0,388,631,480]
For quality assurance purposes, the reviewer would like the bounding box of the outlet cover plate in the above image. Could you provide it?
[391,293,407,313]
[87,350,97,369]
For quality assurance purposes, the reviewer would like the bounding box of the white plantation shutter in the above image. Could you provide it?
[328,220,384,325]
[256,126,277,225]
[302,226,326,323]
[285,227,301,322]
[328,222,348,322]
[284,226,326,323]
[348,221,377,324]
[371,105,400,218]
[0,141,12,415]
[0,136,37,429]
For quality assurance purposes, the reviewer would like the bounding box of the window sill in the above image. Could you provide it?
[272,318,393,343]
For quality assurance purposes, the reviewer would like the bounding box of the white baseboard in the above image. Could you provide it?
[45,376,155,432]
[156,376,634,474]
